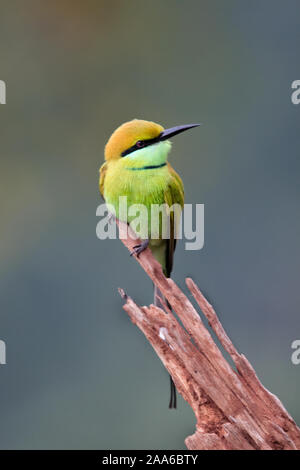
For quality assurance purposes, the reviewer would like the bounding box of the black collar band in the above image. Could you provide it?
[126,162,167,171]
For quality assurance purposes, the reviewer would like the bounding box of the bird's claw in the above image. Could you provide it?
[130,240,149,257]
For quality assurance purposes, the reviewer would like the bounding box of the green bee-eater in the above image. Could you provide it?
[99,119,200,408]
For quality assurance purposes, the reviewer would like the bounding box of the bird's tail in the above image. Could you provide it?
[154,284,177,409]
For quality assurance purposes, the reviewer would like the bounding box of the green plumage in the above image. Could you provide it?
[99,141,184,276]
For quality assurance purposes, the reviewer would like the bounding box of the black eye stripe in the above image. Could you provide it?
[121,135,161,157]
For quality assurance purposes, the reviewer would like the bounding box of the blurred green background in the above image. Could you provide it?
[0,0,299,449]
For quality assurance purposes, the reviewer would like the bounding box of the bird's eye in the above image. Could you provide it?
[136,140,144,148]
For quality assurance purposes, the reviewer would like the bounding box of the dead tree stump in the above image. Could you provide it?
[116,220,300,450]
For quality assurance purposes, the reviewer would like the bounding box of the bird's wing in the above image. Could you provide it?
[99,162,107,200]
[164,164,184,276]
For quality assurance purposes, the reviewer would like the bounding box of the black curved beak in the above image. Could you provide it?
[159,123,201,141]
[121,123,201,157]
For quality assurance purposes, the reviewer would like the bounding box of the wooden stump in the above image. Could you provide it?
[117,220,300,450]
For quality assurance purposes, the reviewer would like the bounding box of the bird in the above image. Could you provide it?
[99,119,200,408]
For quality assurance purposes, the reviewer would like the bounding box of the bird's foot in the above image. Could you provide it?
[130,239,149,257]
